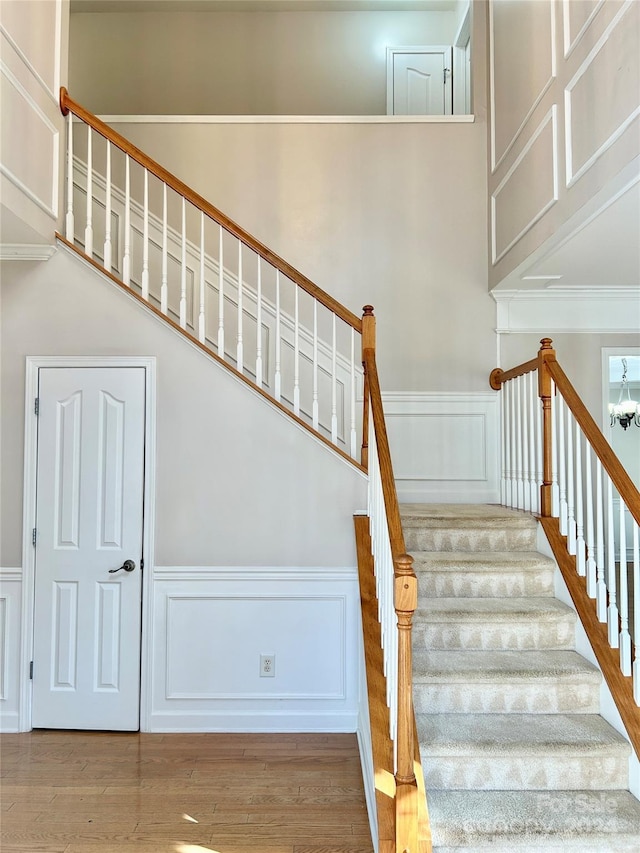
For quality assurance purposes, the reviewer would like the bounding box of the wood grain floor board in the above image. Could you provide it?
[0,731,373,852]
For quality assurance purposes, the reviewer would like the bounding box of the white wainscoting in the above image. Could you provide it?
[149,567,361,732]
[383,393,500,504]
[0,570,22,733]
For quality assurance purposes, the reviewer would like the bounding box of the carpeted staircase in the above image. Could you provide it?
[401,504,640,852]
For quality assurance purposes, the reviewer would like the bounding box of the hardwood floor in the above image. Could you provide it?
[0,731,373,853]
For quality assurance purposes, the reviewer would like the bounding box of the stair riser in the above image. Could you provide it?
[416,571,554,599]
[414,619,576,650]
[405,528,537,552]
[414,682,601,715]
[421,751,630,791]
[433,840,640,853]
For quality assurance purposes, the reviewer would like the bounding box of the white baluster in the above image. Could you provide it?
[293,285,300,415]
[198,211,205,343]
[161,183,168,314]
[84,126,93,257]
[619,500,631,675]
[274,271,281,402]
[584,444,597,598]
[509,380,517,507]
[312,300,319,430]
[103,142,112,271]
[236,240,243,373]
[528,371,537,512]
[606,476,619,648]
[566,408,576,555]
[632,523,639,705]
[331,314,338,444]
[557,395,567,534]
[255,257,263,387]
[123,155,131,286]
[350,328,357,459]
[500,381,507,506]
[595,460,607,622]
[521,376,530,511]
[551,383,560,517]
[141,168,149,301]
[535,371,544,515]
[575,424,585,576]
[179,198,187,329]
[516,377,524,509]
[65,111,74,240]
[218,225,225,358]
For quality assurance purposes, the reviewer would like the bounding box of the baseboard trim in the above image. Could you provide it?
[147,710,357,733]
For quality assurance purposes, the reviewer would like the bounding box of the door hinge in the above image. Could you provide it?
[29,661,33,680]
[140,557,144,572]
[32,528,37,547]
[34,397,39,416]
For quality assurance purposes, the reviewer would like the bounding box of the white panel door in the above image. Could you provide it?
[389,48,453,115]
[32,367,145,730]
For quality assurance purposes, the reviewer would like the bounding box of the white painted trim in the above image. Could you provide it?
[562,0,605,59]
[453,2,471,116]
[146,709,357,733]
[0,22,59,104]
[0,569,21,580]
[493,287,640,334]
[21,356,156,732]
[564,0,638,187]
[489,0,557,173]
[97,114,475,124]
[153,566,357,581]
[0,60,59,219]
[491,106,559,264]
[0,244,56,261]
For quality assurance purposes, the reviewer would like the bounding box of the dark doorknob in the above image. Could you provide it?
[109,559,136,574]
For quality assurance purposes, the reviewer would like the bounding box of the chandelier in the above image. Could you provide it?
[609,358,640,430]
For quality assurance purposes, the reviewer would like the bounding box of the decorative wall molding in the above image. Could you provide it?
[491,106,558,264]
[493,287,640,334]
[0,60,59,219]
[150,569,360,732]
[0,8,60,105]
[99,114,476,125]
[0,574,21,732]
[0,244,56,261]
[562,0,605,59]
[382,392,500,504]
[564,0,639,187]
[489,0,557,172]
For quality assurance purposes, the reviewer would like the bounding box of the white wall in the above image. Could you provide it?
[69,9,458,115]
[0,247,367,732]
[0,0,68,247]
[487,0,640,288]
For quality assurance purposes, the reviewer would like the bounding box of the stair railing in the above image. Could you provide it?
[491,339,640,754]
[362,308,420,851]
[59,88,363,466]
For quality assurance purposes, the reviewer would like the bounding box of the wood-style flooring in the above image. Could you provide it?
[0,731,373,853]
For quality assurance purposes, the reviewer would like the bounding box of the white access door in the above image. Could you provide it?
[32,367,146,730]
[388,47,453,115]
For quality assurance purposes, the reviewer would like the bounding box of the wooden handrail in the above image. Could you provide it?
[546,358,640,528]
[59,87,362,333]
[489,357,538,389]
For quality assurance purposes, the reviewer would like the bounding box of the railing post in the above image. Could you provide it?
[538,338,556,517]
[361,305,375,468]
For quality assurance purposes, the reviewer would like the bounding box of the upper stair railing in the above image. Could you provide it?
[59,88,364,467]
[491,339,640,755]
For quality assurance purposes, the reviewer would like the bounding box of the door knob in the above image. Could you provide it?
[109,559,136,574]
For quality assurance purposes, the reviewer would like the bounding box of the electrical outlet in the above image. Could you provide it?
[260,654,275,677]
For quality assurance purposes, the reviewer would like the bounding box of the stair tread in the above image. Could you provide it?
[417,713,630,753]
[413,649,601,681]
[400,503,537,528]
[428,789,640,849]
[417,597,575,621]
[411,550,555,569]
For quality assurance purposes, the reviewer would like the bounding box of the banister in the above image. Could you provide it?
[489,357,538,389]
[59,87,362,333]
[546,359,640,528]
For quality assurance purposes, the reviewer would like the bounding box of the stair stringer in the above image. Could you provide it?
[537,523,640,800]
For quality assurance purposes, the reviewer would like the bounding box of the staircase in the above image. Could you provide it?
[402,504,640,852]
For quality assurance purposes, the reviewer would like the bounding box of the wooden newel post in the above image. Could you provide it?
[394,552,417,786]
[538,338,556,517]
[361,306,376,469]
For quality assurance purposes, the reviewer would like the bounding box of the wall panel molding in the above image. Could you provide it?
[562,0,605,59]
[382,392,500,504]
[564,0,640,187]
[0,574,21,732]
[492,107,559,264]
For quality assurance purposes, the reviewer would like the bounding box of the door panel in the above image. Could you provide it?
[390,48,453,115]
[32,367,145,730]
